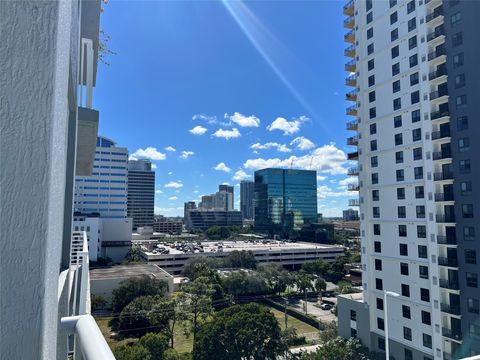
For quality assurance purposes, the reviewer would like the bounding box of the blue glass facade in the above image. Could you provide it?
[254,168,317,235]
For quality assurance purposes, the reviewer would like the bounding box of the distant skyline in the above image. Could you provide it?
[95,1,353,217]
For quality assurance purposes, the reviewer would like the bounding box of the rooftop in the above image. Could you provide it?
[337,292,363,302]
[90,264,172,281]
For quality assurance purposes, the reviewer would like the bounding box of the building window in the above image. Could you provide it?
[453,52,464,68]
[417,225,426,238]
[374,240,381,252]
[367,27,374,40]
[451,12,461,26]
[405,349,413,360]
[368,58,375,71]
[392,80,400,93]
[407,0,415,13]
[373,207,380,218]
[400,243,408,256]
[367,11,373,24]
[391,45,399,59]
[398,206,406,218]
[456,94,467,108]
[412,128,421,141]
[368,75,375,87]
[370,140,377,151]
[413,147,422,160]
[366,0,372,11]
[420,288,430,302]
[376,278,383,290]
[418,245,427,259]
[400,263,409,275]
[402,305,411,319]
[399,224,407,237]
[403,327,412,341]
[411,109,420,123]
[351,328,357,338]
[393,98,401,110]
[458,137,470,152]
[370,107,377,119]
[395,133,403,145]
[459,159,471,173]
[452,32,463,47]
[397,187,405,200]
[457,116,468,130]
[411,90,420,104]
[371,156,378,168]
[463,204,474,218]
[369,91,376,103]
[467,273,478,288]
[390,0,397,7]
[467,298,479,314]
[419,265,429,279]
[423,334,432,349]
[469,324,480,339]
[408,35,417,50]
[393,116,402,128]
[374,224,381,236]
[378,337,385,351]
[391,28,398,41]
[367,43,374,55]
[377,317,385,330]
[375,259,382,271]
[410,72,419,86]
[415,186,424,199]
[372,189,379,201]
[409,54,418,67]
[408,18,416,31]
[464,227,475,241]
[396,169,404,181]
[461,181,472,194]
[392,62,400,76]
[390,11,398,24]
[455,73,466,89]
[414,167,423,180]
[421,311,431,325]
[402,284,410,297]
[372,173,379,185]
[465,250,477,264]
[350,310,357,321]
[377,297,384,310]
[416,205,426,218]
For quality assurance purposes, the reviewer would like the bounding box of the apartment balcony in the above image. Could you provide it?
[345,74,356,87]
[433,149,452,161]
[428,67,447,81]
[437,235,457,245]
[435,193,454,202]
[343,0,354,16]
[438,256,458,267]
[427,27,445,43]
[442,328,462,342]
[441,303,461,316]
[348,183,359,191]
[344,29,355,43]
[426,7,444,24]
[431,109,450,121]
[436,214,456,224]
[347,135,359,146]
[346,120,359,131]
[346,90,357,101]
[346,105,358,116]
[344,44,356,58]
[434,171,453,181]
[345,59,356,72]
[431,129,450,140]
[347,151,358,160]
[430,89,449,102]
[344,15,355,29]
[348,167,359,176]
[428,47,446,62]
[349,198,360,207]
[439,278,460,290]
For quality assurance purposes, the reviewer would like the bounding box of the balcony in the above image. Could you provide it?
[427,27,445,43]
[348,183,359,191]
[428,47,446,61]
[344,44,355,58]
[430,89,449,101]
[435,193,454,202]
[429,67,447,81]
[426,7,444,23]
[344,29,355,43]
[436,214,456,223]
[345,74,356,87]
[346,120,358,131]
[438,256,458,267]
[434,171,453,181]
[442,328,462,342]
[431,109,450,121]
[345,59,356,72]
[433,149,451,160]
[346,105,358,116]
[344,15,355,29]
[349,199,360,206]
[343,0,354,16]
[348,167,359,176]
[347,135,359,146]
[432,129,450,140]
[441,303,461,316]
[437,235,457,245]
[347,151,358,160]
[439,278,460,290]
[346,90,357,101]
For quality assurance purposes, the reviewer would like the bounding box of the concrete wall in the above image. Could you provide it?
[337,295,371,348]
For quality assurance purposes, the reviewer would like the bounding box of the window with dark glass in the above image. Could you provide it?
[370,139,377,151]
[400,243,408,256]
[394,115,402,127]
[402,305,411,319]
[396,169,404,181]
[413,147,422,160]
[453,52,464,68]
[368,59,375,71]
[367,27,374,40]
[397,187,405,200]
[403,327,412,341]
[368,75,375,87]
[414,167,423,180]
[408,18,416,31]
[467,273,478,288]
[468,298,479,314]
[416,205,425,218]
[411,109,420,123]
[374,240,381,252]
[393,97,401,110]
[409,54,418,67]
[395,133,403,145]
[461,181,472,194]
[421,311,431,325]
[455,73,466,88]
[374,224,381,236]
[402,284,410,297]
[451,12,461,26]
[405,349,413,360]
[377,297,384,310]
[417,225,426,238]
[464,227,475,241]
[391,28,398,41]
[392,80,400,93]
[390,0,397,7]
[392,45,399,58]
[369,91,376,103]
[420,288,430,302]
[411,90,420,104]
[351,309,357,321]
[367,11,373,24]
[371,156,378,168]
[377,317,385,330]
[392,62,400,76]
[366,0,372,11]
[398,206,406,218]
[459,137,469,152]
[378,338,385,351]
[399,224,407,237]
[459,159,471,173]
[462,204,474,218]
[415,186,424,199]
[410,72,419,86]
[376,278,383,290]
[372,189,379,201]
[457,116,468,130]
[407,0,415,13]
[452,32,463,47]
[372,173,378,185]
[423,334,432,349]
[419,265,429,279]
[412,128,421,141]
[418,245,427,258]
[375,259,382,271]
[408,36,417,50]
[367,43,374,55]
[390,11,398,24]
[373,207,380,218]
[400,263,409,275]
[465,250,476,264]
[456,94,467,108]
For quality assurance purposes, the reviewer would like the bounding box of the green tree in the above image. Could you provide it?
[257,263,291,295]
[318,321,338,343]
[138,332,170,360]
[221,270,269,297]
[118,295,164,336]
[301,337,372,360]
[192,303,288,360]
[336,281,355,294]
[314,277,327,304]
[149,296,184,348]
[295,271,315,315]
[124,247,144,263]
[114,344,151,360]
[112,275,169,313]
[91,294,107,311]
[223,250,257,269]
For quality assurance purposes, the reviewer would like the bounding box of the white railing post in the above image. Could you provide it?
[80,38,94,109]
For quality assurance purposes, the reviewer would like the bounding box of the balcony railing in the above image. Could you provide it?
[347,151,358,160]
[349,199,360,206]
[436,214,456,223]
[434,171,453,181]
[343,0,354,15]
[348,183,359,191]
[438,256,458,267]
[430,90,449,100]
[442,327,462,341]
[346,120,358,130]
[344,29,355,43]
[433,150,451,160]
[439,278,460,290]
[435,193,454,202]
[347,135,359,146]
[441,303,461,316]
[431,108,449,120]
[431,130,450,140]
[345,74,356,86]
[344,15,355,28]
[344,44,355,57]
[429,67,447,80]
[348,167,359,175]
[345,59,356,72]
[437,235,457,245]
[346,90,357,101]
[427,27,445,42]
[426,7,444,23]
[428,47,446,61]
[346,105,358,116]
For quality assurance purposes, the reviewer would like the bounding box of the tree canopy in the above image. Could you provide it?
[221,270,270,297]
[118,295,166,336]
[301,337,373,360]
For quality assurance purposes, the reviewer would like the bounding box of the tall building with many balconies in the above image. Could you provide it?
[337,1,480,359]
[127,159,155,229]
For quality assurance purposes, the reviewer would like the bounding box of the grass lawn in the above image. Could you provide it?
[268,307,319,336]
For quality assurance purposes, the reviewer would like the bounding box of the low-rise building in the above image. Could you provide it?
[188,210,243,230]
[153,217,183,234]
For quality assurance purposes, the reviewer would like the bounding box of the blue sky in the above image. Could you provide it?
[95,0,355,217]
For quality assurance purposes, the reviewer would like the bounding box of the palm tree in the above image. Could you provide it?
[295,271,314,315]
[314,277,327,305]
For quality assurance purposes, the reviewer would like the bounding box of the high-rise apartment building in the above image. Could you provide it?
[127,159,155,229]
[254,168,317,235]
[218,184,234,211]
[240,180,255,220]
[337,1,480,359]
[343,208,359,221]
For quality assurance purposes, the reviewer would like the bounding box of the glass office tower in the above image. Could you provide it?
[254,168,317,236]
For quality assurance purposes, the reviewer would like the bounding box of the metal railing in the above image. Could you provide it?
[433,150,451,160]
[434,171,453,181]
[349,199,360,206]
[344,15,355,27]
[436,214,456,223]
[347,151,358,160]
[348,167,359,175]
[344,29,355,41]
[441,303,461,316]
[346,120,358,130]
[426,7,444,23]
[427,47,446,61]
[439,278,460,290]
[346,105,358,115]
[345,59,356,71]
[347,135,359,145]
[344,44,355,56]
[345,74,356,85]
[438,256,458,267]
[437,235,457,245]
[430,90,448,100]
[427,27,445,42]
[346,90,357,100]
[442,327,462,341]
[432,130,450,140]
[348,183,359,191]
[435,193,454,202]
[428,67,447,80]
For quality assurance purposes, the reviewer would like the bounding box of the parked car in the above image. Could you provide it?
[320,303,333,311]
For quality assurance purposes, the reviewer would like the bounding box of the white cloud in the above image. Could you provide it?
[164,181,183,189]
[338,177,358,190]
[232,170,251,181]
[317,175,327,181]
[267,116,309,136]
[225,112,260,127]
[180,151,194,159]
[168,171,173,175]
[212,128,241,140]
[250,142,291,153]
[154,206,183,216]
[155,190,163,194]
[129,147,166,161]
[189,126,208,136]
[151,163,157,169]
[194,190,199,194]
[192,114,217,124]
[243,143,348,175]
[317,185,350,199]
[164,146,176,152]
[168,196,178,200]
[290,136,315,151]
[214,162,232,173]
[221,182,230,186]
